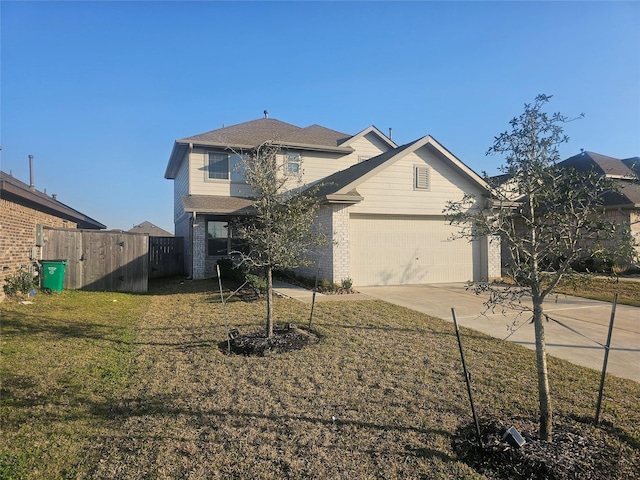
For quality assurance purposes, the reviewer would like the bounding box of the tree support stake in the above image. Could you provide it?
[595,293,617,425]
[452,308,483,448]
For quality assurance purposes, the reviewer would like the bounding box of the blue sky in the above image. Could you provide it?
[1,1,638,232]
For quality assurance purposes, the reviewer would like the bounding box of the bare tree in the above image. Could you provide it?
[445,95,633,441]
[231,141,327,338]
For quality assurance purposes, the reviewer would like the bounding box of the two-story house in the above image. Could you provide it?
[164,115,501,286]
[557,151,640,260]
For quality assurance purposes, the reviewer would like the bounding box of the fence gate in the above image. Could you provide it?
[42,228,149,293]
[149,236,184,279]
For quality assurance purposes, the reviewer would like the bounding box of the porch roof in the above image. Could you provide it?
[181,195,256,216]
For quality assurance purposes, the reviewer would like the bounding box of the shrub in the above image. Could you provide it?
[341,278,353,290]
[245,273,267,294]
[3,265,38,297]
[216,258,245,282]
[318,278,340,293]
[217,258,267,294]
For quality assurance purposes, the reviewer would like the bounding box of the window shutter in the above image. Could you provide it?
[415,166,430,190]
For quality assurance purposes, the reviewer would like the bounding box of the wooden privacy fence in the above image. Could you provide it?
[42,228,149,293]
[149,236,184,279]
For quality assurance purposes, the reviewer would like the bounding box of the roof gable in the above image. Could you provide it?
[312,135,487,199]
[339,125,397,149]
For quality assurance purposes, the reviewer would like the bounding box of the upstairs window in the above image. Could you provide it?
[285,152,301,174]
[208,153,229,180]
[414,165,430,190]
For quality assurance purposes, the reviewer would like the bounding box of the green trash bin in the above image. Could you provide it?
[40,260,67,292]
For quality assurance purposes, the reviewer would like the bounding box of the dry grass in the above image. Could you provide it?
[554,276,640,307]
[2,278,639,479]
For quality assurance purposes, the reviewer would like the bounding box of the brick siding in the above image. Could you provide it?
[192,220,206,279]
[295,204,351,284]
[487,234,502,280]
[0,197,77,301]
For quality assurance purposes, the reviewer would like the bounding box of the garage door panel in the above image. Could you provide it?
[350,215,474,286]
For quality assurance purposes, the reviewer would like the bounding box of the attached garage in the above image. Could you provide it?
[349,214,480,286]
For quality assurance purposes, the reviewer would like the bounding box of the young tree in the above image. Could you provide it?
[231,141,327,338]
[445,95,632,442]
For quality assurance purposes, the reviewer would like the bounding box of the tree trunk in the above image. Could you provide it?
[533,298,553,441]
[266,267,274,338]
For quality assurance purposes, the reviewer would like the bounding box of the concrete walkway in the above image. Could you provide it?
[273,280,639,383]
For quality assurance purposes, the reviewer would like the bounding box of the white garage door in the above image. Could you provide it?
[350,214,478,286]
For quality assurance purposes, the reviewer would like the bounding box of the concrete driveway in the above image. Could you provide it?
[357,284,640,383]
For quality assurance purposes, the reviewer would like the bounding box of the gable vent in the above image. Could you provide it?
[415,166,430,190]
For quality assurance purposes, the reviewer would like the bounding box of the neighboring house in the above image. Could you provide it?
[558,151,640,259]
[165,116,501,285]
[128,221,173,237]
[0,170,105,301]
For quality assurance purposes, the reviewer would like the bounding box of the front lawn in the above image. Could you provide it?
[554,276,640,307]
[1,279,639,479]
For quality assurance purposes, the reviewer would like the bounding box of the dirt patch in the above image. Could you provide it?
[452,418,637,479]
[226,324,318,356]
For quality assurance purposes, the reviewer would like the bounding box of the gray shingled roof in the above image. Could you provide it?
[493,152,640,208]
[179,118,352,150]
[558,151,640,207]
[618,182,640,206]
[623,157,640,177]
[181,195,256,215]
[0,171,106,229]
[128,221,173,236]
[559,151,637,178]
[166,118,356,179]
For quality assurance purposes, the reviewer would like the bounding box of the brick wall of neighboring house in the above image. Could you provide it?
[0,197,78,301]
[500,209,638,273]
[631,211,640,258]
[601,209,640,262]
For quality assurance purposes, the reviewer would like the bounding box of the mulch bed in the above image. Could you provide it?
[452,418,637,479]
[226,324,318,356]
